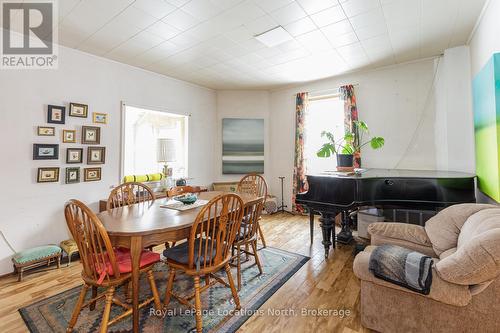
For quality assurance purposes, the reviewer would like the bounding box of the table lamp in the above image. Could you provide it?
[157,138,176,185]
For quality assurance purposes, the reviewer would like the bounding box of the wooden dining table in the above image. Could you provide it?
[97,191,261,333]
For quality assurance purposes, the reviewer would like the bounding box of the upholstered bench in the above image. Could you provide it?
[60,239,79,266]
[12,245,62,281]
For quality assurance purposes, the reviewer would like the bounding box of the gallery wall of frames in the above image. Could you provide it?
[33,102,108,184]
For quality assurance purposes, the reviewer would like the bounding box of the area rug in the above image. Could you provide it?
[19,247,309,333]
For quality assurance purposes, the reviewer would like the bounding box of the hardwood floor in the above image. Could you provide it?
[0,213,369,333]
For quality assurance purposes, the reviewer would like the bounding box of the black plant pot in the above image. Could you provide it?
[336,154,354,169]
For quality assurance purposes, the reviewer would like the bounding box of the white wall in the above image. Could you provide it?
[215,90,270,182]
[0,45,216,275]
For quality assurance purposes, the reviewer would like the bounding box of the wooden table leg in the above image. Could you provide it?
[130,236,142,333]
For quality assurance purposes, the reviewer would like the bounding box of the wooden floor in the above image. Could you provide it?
[0,213,369,333]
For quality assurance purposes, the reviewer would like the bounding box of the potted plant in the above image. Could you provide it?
[317,120,385,170]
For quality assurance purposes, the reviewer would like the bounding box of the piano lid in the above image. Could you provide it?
[309,168,476,179]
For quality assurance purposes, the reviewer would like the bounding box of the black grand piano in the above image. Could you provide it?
[295,169,476,258]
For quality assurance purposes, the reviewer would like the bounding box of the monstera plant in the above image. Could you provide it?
[317,120,385,169]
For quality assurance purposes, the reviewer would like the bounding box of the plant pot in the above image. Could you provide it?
[336,154,354,171]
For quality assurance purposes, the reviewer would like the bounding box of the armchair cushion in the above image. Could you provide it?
[425,204,496,256]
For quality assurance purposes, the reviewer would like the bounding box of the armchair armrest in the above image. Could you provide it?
[368,223,436,257]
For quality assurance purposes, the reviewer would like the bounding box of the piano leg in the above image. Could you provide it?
[337,210,353,244]
[309,210,314,244]
[319,212,335,258]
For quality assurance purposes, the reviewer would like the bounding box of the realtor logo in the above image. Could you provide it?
[1,0,58,69]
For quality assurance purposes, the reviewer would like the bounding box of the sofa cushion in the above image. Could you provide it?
[435,209,500,285]
[425,204,496,256]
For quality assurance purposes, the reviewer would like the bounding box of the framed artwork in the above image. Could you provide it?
[37,126,55,136]
[47,105,65,124]
[62,129,76,143]
[33,144,59,160]
[87,147,105,164]
[81,126,100,144]
[84,167,101,182]
[69,103,88,118]
[37,167,59,183]
[66,148,83,164]
[65,167,80,184]
[93,112,108,124]
[222,118,264,174]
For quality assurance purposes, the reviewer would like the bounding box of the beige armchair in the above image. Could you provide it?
[353,204,500,333]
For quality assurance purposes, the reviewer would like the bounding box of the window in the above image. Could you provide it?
[122,104,188,179]
[304,95,345,174]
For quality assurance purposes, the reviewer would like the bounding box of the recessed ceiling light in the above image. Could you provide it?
[254,26,293,47]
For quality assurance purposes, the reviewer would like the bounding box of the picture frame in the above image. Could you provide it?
[37,126,55,136]
[47,105,66,124]
[37,167,59,183]
[33,144,59,160]
[84,167,101,182]
[62,129,76,143]
[87,147,105,164]
[66,148,83,164]
[65,167,80,184]
[69,103,88,118]
[93,112,108,124]
[81,126,100,144]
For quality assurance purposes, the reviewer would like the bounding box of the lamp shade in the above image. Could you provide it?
[157,138,176,163]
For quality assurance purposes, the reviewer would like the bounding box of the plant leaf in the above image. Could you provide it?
[355,120,368,132]
[342,144,355,154]
[344,132,354,143]
[321,131,335,144]
[370,137,385,149]
[317,143,335,157]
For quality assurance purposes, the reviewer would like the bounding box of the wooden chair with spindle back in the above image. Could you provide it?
[232,196,265,290]
[64,199,162,333]
[106,182,156,211]
[167,185,203,197]
[163,193,244,333]
[238,174,268,247]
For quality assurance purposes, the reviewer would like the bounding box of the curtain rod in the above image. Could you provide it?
[293,83,359,97]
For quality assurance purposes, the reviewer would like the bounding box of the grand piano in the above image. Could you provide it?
[295,169,476,258]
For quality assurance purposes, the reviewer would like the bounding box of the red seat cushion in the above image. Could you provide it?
[96,248,160,284]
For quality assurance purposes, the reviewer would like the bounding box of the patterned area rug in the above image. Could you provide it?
[20,247,309,333]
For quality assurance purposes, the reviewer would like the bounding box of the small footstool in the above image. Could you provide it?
[60,239,79,266]
[12,245,62,281]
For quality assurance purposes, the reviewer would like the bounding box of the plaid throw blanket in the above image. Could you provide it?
[369,244,433,295]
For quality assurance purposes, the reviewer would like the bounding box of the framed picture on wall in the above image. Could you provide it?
[65,167,80,184]
[62,129,76,143]
[87,147,105,164]
[37,126,55,136]
[66,148,83,163]
[37,167,59,183]
[84,167,101,182]
[33,144,59,160]
[69,103,88,118]
[81,126,100,144]
[93,112,108,124]
[47,105,65,124]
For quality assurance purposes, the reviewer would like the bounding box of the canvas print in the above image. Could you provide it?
[33,144,59,160]
[37,168,59,183]
[222,118,264,174]
[472,53,500,202]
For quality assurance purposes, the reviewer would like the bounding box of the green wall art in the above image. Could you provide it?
[472,53,500,202]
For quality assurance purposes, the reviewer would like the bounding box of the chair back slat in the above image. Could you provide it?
[238,174,268,204]
[65,199,120,283]
[239,197,265,241]
[188,194,244,270]
[167,186,202,197]
[107,182,155,210]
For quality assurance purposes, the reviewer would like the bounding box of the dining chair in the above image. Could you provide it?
[238,174,268,247]
[232,196,265,290]
[167,185,202,197]
[106,182,156,210]
[163,193,244,333]
[64,199,162,333]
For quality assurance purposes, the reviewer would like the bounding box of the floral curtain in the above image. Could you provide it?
[340,85,361,167]
[292,92,309,214]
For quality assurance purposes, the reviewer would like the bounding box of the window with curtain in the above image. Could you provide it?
[122,105,188,178]
[304,96,345,174]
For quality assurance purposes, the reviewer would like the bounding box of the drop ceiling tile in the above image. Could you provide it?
[296,30,332,52]
[132,0,176,19]
[181,0,224,20]
[355,22,388,40]
[162,9,200,31]
[326,31,358,48]
[296,0,339,15]
[271,2,308,26]
[165,0,190,8]
[341,0,380,17]
[168,32,201,49]
[310,5,346,27]
[135,41,181,64]
[321,19,354,37]
[112,6,159,30]
[224,26,255,43]
[361,34,392,51]
[284,17,317,37]
[77,21,142,54]
[225,1,267,23]
[254,0,295,13]
[348,7,385,29]
[239,38,267,52]
[146,21,181,40]
[59,0,80,20]
[244,15,279,35]
[336,42,366,59]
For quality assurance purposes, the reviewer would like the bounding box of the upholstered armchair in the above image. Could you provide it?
[353,204,500,333]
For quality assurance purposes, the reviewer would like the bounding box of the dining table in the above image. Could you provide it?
[97,191,262,333]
